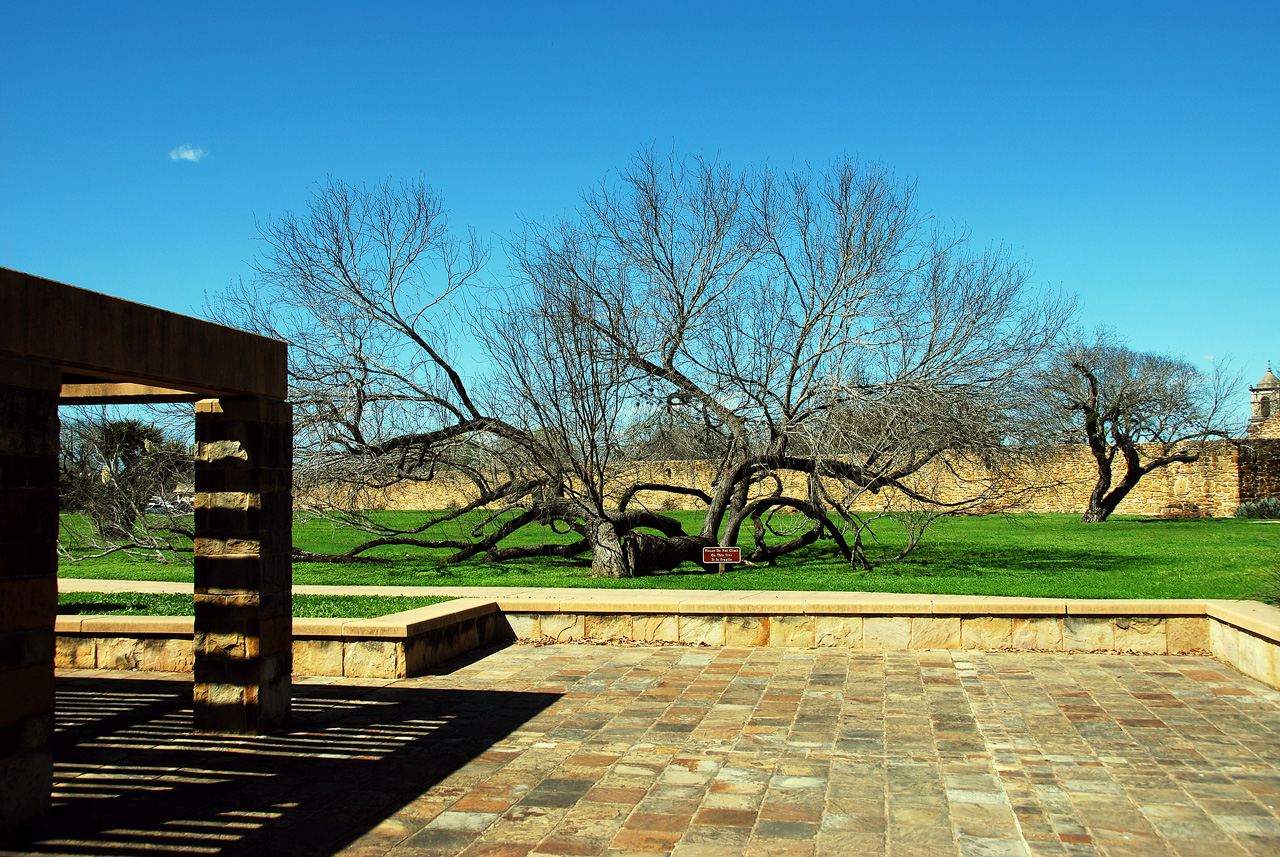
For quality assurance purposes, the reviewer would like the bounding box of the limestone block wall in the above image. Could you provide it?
[55,600,506,681]
[1248,413,1280,440]
[343,440,1270,518]
[502,611,1211,655]
[1238,439,1280,503]
[54,597,1280,691]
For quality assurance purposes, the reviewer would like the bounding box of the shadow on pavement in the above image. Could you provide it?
[3,674,559,856]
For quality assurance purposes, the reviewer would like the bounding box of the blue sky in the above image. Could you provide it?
[3,1,1277,410]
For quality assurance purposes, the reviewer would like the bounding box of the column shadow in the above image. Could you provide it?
[4,673,559,856]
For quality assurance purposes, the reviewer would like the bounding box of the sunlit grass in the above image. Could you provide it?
[57,591,453,618]
[59,511,1280,600]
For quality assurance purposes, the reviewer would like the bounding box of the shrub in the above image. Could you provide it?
[1233,497,1280,519]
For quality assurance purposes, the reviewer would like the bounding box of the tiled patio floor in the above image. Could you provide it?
[4,645,1280,857]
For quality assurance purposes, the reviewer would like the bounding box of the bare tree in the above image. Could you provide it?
[216,154,1070,576]
[497,151,1071,574]
[1041,330,1238,522]
[209,176,517,560]
[58,408,194,562]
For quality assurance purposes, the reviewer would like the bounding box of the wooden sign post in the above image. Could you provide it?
[702,546,742,577]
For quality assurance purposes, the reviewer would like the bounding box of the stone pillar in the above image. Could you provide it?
[0,356,59,836]
[193,397,292,734]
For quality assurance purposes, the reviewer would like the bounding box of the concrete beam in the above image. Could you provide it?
[0,267,287,401]
[59,382,202,404]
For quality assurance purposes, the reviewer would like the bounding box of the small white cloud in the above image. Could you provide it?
[169,145,207,163]
[1202,355,1215,361]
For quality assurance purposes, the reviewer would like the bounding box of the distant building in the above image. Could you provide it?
[1248,365,1280,439]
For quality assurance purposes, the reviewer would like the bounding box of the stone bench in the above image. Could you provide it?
[55,594,1280,690]
[56,598,504,679]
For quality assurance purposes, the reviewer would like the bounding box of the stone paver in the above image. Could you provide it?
[3,645,1279,857]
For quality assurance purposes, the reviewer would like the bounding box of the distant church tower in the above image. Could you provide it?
[1248,365,1280,438]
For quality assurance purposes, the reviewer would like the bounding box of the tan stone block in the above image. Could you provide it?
[81,616,193,636]
[679,615,725,646]
[1062,616,1114,651]
[55,636,95,668]
[1114,617,1166,653]
[1012,617,1062,650]
[503,612,540,639]
[585,613,634,641]
[194,439,249,463]
[962,616,1012,650]
[97,637,143,670]
[194,537,263,557]
[733,595,807,615]
[804,595,933,614]
[343,640,402,678]
[814,615,862,647]
[194,681,246,709]
[633,613,680,643]
[0,577,55,635]
[1266,638,1280,690]
[137,638,194,672]
[933,596,1065,616]
[678,597,752,614]
[910,616,961,649]
[864,616,911,649]
[1067,599,1201,616]
[292,618,346,637]
[1167,616,1208,652]
[1236,631,1275,687]
[202,491,260,510]
[725,616,771,647]
[562,598,672,614]
[771,614,815,647]
[494,596,562,612]
[1210,619,1239,665]
[1206,600,1280,641]
[194,630,247,659]
[541,613,584,642]
[293,639,344,676]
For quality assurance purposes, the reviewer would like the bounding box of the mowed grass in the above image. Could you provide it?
[57,592,453,618]
[57,510,1280,600]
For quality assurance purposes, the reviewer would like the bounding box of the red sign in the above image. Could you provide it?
[702,547,742,564]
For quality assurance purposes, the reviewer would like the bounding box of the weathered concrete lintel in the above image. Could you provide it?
[60,382,203,404]
[1,267,287,400]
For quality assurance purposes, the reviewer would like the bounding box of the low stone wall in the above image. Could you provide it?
[55,599,506,680]
[54,594,1280,690]
[501,609,1209,654]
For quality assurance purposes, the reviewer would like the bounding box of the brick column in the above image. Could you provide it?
[193,397,292,734]
[0,356,59,836]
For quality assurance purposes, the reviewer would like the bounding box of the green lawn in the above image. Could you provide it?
[57,511,1280,601]
[57,592,453,618]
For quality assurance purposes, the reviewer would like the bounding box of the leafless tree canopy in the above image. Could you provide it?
[58,408,194,562]
[1039,329,1238,522]
[214,154,1072,576]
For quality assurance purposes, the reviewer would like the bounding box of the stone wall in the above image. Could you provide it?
[1248,413,1280,440]
[0,357,60,837]
[53,596,1280,691]
[1238,439,1280,503]
[334,440,1272,518]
